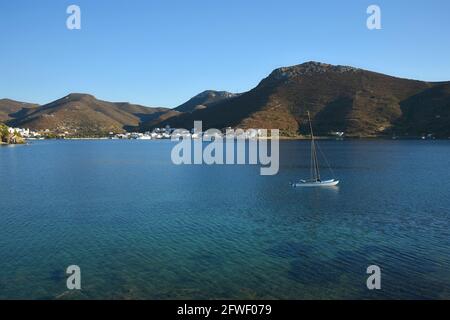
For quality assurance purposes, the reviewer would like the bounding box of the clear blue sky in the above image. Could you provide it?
[1,0,449,107]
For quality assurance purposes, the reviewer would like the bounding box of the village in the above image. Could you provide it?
[0,123,280,143]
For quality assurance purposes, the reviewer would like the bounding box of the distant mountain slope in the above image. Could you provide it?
[175,90,239,113]
[139,90,238,131]
[139,109,183,130]
[395,83,450,137]
[0,99,39,123]
[6,93,169,135]
[145,61,450,137]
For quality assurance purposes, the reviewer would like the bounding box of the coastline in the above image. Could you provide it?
[19,135,450,142]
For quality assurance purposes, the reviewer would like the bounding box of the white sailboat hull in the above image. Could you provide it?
[292,179,339,187]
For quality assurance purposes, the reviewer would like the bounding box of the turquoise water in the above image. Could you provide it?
[1,139,450,299]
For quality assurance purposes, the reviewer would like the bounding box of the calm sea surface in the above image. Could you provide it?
[1,139,450,299]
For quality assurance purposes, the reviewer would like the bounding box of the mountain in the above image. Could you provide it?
[175,90,239,113]
[0,99,39,123]
[3,62,450,138]
[139,90,239,131]
[144,61,450,138]
[3,93,169,136]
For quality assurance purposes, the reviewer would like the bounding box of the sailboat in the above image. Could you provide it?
[291,111,339,187]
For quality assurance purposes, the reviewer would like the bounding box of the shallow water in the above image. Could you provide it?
[1,139,449,299]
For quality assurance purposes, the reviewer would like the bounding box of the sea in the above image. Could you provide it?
[1,139,449,299]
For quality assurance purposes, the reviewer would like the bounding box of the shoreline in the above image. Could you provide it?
[21,136,450,142]
[0,141,26,146]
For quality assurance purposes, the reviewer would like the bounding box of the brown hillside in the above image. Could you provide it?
[6,93,169,135]
[0,99,39,123]
[146,62,449,137]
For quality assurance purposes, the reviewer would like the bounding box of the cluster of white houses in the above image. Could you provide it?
[113,131,171,140]
[7,127,43,139]
[7,125,282,140]
[111,126,275,140]
[111,126,173,140]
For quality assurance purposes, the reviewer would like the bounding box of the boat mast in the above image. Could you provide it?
[307,111,321,181]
